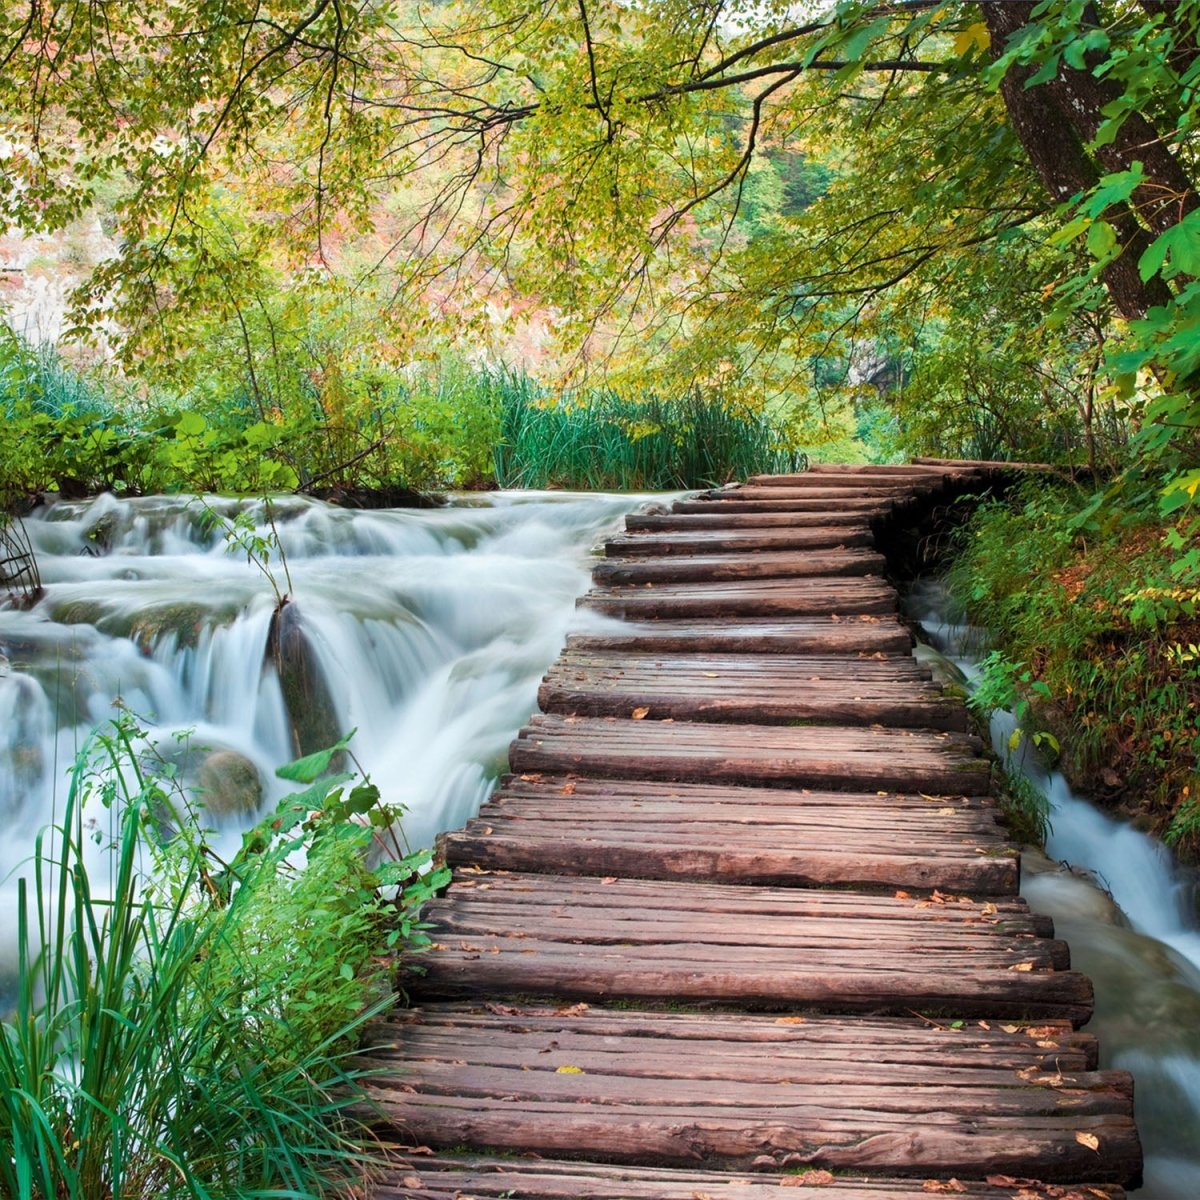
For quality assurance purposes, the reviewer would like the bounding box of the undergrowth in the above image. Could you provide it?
[947,479,1200,856]
[1,331,806,500]
[0,715,448,1199]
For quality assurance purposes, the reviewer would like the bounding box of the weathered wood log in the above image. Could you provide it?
[565,617,913,655]
[538,651,966,729]
[580,577,898,619]
[510,714,990,794]
[592,549,887,585]
[626,510,872,530]
[607,527,874,555]
[673,498,893,514]
[375,1156,1125,1200]
[362,1007,1138,1182]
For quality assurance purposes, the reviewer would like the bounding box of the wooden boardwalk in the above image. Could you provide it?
[369,463,1142,1199]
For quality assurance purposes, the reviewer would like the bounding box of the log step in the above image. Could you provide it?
[510,714,991,793]
[580,576,897,619]
[674,498,892,514]
[407,871,1089,1020]
[607,527,875,555]
[592,549,887,585]
[538,651,966,729]
[442,775,1016,892]
[377,1157,1125,1200]
[566,617,913,655]
[363,1006,1137,1181]
[626,511,873,530]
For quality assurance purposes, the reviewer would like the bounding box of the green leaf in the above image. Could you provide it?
[1085,220,1116,260]
[276,730,358,783]
[339,962,354,982]
[176,411,207,437]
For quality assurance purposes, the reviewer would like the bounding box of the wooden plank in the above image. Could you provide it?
[607,527,875,555]
[592,549,887,585]
[673,498,893,515]
[700,485,934,501]
[444,774,1015,890]
[510,715,991,794]
[376,1156,1126,1200]
[626,511,873,531]
[407,872,1088,1018]
[538,651,966,729]
[566,618,913,655]
[362,1007,1137,1181]
[580,577,898,619]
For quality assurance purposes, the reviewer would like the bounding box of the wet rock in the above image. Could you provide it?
[268,601,344,761]
[1021,847,1128,927]
[196,750,263,821]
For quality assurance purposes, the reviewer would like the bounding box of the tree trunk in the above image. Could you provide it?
[982,1,1175,320]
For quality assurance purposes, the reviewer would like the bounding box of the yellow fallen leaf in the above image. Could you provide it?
[1011,961,1035,972]
[1075,1131,1100,1151]
[632,706,650,719]
[775,1016,807,1025]
[556,1065,585,1074]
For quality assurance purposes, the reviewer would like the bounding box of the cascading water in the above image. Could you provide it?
[0,490,648,998]
[908,579,1200,1200]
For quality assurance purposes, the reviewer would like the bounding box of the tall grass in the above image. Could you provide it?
[495,382,807,490]
[1,327,808,497]
[0,716,439,1199]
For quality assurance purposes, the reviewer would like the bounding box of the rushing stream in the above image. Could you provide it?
[908,580,1200,1200]
[0,491,647,997]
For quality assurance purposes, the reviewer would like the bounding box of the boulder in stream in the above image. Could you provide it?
[267,601,345,763]
[196,749,264,821]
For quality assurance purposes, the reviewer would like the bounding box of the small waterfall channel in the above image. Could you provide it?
[0,490,647,998]
[908,579,1200,1200]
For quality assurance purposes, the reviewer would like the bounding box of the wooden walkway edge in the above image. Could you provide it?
[369,463,1142,1199]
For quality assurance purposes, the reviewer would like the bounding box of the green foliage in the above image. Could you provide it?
[0,713,448,1199]
[495,383,807,491]
[947,482,1200,855]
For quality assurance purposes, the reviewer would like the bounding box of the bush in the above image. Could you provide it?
[0,715,447,1199]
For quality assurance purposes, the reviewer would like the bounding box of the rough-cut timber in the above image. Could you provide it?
[406,871,1093,1018]
[379,1158,1125,1200]
[371,461,1141,1200]
[510,714,989,793]
[566,616,913,655]
[366,1008,1138,1181]
[441,775,1015,891]
[538,649,967,728]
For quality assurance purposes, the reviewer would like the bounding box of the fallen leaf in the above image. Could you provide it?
[601,876,619,884]
[559,782,576,795]
[775,1016,807,1025]
[702,672,720,678]
[922,1181,967,1193]
[1000,1024,1021,1034]
[894,890,911,900]
[1075,1131,1100,1151]
[632,706,650,719]
[782,1170,836,1187]
[405,1146,435,1156]
[1011,961,1035,972]
[556,1002,590,1016]
[556,1065,585,1074]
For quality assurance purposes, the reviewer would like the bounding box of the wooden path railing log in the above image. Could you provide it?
[368,463,1143,1199]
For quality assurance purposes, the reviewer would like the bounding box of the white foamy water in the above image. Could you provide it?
[0,490,648,989]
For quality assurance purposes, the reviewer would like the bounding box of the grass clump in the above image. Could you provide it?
[947,480,1200,856]
[0,715,448,1199]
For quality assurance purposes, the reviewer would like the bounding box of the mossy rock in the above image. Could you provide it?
[196,749,264,822]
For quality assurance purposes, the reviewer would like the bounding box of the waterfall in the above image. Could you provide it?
[0,491,647,997]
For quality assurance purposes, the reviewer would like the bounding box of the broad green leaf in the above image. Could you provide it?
[276,730,358,783]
